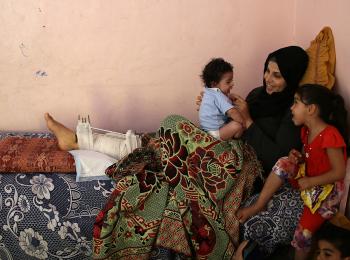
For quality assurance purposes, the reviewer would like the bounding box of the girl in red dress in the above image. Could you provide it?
[237,84,349,260]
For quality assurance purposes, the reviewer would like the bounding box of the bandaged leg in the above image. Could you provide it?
[76,116,142,159]
[76,116,94,150]
[92,130,142,159]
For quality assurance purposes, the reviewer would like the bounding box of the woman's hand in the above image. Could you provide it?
[196,91,204,111]
[229,93,253,128]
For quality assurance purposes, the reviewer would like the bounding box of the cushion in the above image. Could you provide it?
[0,136,75,173]
[69,150,116,182]
[299,26,336,89]
[330,212,350,231]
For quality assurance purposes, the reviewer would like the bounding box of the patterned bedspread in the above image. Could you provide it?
[0,132,115,260]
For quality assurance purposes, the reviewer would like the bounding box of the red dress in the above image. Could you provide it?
[301,125,347,177]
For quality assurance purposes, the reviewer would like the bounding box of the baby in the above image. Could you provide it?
[199,58,244,140]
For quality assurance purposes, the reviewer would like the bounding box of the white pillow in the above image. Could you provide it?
[69,150,117,182]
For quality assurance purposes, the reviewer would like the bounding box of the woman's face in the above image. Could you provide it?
[264,61,287,94]
[316,240,347,260]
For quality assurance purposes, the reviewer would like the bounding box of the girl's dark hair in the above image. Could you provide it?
[312,222,350,257]
[201,58,233,87]
[296,84,349,153]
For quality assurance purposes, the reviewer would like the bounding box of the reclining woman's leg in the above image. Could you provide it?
[45,113,79,151]
[45,113,142,159]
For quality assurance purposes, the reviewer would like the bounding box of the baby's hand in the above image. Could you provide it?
[228,92,241,102]
[196,91,204,111]
[298,177,313,190]
[288,149,303,164]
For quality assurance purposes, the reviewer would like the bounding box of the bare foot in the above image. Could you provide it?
[45,113,79,151]
[236,204,264,223]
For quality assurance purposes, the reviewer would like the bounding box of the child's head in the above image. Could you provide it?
[201,58,234,95]
[293,84,349,146]
[313,222,350,260]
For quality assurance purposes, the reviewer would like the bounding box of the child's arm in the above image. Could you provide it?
[226,107,245,126]
[298,147,346,190]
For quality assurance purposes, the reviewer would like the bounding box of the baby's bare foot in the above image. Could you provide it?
[45,113,78,151]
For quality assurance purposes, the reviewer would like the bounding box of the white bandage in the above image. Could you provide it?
[76,116,94,150]
[76,116,142,159]
[92,130,142,159]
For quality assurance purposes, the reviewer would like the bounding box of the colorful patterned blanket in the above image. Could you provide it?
[93,115,262,259]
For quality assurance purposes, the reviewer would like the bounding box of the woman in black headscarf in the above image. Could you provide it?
[232,46,308,177]
[232,46,310,256]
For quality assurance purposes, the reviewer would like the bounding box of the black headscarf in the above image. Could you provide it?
[247,46,309,118]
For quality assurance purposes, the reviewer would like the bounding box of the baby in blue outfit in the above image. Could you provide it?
[199,58,244,140]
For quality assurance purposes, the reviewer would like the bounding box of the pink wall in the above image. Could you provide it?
[294,0,350,123]
[1,0,296,132]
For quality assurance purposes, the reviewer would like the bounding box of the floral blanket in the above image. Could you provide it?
[93,115,262,259]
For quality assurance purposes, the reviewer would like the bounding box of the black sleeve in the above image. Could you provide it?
[242,110,302,174]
